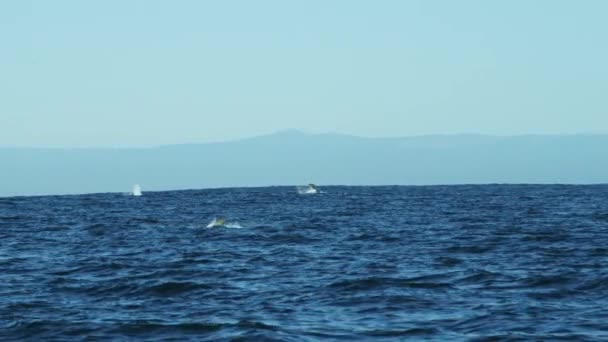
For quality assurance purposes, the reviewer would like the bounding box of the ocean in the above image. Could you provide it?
[1,185,608,341]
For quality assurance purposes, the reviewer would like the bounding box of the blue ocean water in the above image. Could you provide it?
[1,185,608,341]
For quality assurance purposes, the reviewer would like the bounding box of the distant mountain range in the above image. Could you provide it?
[1,130,607,196]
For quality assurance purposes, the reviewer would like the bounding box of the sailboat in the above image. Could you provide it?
[132,184,142,196]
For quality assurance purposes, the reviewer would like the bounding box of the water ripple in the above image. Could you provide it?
[1,185,607,340]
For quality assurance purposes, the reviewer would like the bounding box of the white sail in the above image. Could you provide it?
[132,184,142,196]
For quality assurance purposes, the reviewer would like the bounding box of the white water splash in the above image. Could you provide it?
[296,185,319,195]
[206,218,243,229]
[132,184,142,197]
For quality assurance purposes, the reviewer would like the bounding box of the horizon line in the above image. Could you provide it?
[3,182,608,199]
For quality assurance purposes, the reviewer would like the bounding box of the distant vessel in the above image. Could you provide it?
[297,183,319,195]
[132,184,142,196]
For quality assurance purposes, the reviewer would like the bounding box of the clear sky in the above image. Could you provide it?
[1,0,607,147]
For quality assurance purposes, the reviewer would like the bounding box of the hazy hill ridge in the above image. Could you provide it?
[1,131,607,196]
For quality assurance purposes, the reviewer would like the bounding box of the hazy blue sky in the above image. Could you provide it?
[2,0,607,147]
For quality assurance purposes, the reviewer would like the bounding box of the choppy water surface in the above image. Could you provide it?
[2,185,608,341]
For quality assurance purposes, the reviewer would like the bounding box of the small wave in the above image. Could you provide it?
[445,245,495,254]
[328,276,452,292]
[590,248,608,256]
[6,300,52,310]
[5,321,92,340]
[49,261,130,277]
[363,327,440,337]
[329,294,435,309]
[592,212,608,221]
[526,289,581,300]
[435,256,463,267]
[521,232,570,243]
[0,199,18,206]
[575,276,608,292]
[235,320,279,331]
[112,320,277,337]
[0,256,30,266]
[0,215,26,221]
[347,233,401,242]
[84,223,110,237]
[57,280,140,298]
[522,274,577,288]
[146,281,213,297]
[450,216,490,224]
[455,270,506,285]
[264,233,320,244]
[128,217,161,224]
[114,322,224,335]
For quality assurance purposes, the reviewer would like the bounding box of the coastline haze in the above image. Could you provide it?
[2,131,607,197]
